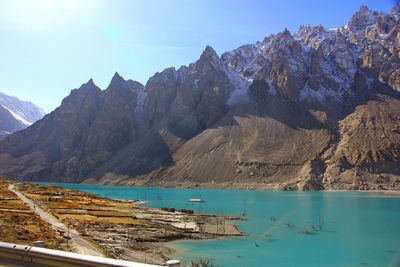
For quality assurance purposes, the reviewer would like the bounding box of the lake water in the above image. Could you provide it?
[45,183,400,267]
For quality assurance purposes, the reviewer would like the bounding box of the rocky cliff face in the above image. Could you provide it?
[0,5,399,190]
[0,92,45,140]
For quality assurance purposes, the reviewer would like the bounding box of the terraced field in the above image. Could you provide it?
[1,180,242,264]
[0,180,66,250]
[17,183,148,227]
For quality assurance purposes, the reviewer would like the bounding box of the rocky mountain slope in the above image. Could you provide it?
[0,5,399,190]
[0,92,45,140]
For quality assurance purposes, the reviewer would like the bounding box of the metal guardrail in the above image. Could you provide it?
[0,241,162,267]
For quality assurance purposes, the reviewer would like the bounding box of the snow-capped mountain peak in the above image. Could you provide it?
[216,3,399,107]
[0,92,45,125]
[0,92,45,139]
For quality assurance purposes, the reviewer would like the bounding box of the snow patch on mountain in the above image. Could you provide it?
[299,84,352,105]
[1,105,31,126]
[135,86,147,112]
[224,65,251,104]
[0,92,46,124]
[121,79,146,112]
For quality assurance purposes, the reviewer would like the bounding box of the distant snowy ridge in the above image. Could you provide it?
[0,92,45,139]
[1,105,32,126]
[0,92,46,125]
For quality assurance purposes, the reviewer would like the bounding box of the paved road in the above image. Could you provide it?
[9,184,105,257]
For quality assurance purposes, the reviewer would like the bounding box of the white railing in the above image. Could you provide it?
[0,241,162,267]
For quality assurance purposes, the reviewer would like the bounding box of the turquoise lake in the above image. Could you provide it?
[45,183,400,267]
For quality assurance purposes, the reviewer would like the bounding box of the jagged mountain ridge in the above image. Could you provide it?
[0,92,45,140]
[0,5,399,190]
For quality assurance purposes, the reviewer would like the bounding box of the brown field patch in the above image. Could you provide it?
[58,214,142,225]
[100,217,143,224]
[88,210,134,217]
[55,209,87,214]
[0,208,33,214]
[58,214,99,221]
[46,202,84,209]
[0,205,31,210]
[0,197,18,200]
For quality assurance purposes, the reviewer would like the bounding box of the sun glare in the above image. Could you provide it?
[30,0,79,11]
[1,0,80,30]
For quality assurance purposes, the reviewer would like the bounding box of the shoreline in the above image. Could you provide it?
[109,198,150,205]
[321,189,400,197]
[7,181,245,265]
[165,235,240,264]
[32,179,400,193]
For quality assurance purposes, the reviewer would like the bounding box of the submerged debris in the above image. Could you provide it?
[298,227,316,235]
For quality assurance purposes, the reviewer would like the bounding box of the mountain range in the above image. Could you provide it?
[0,92,45,140]
[0,5,399,191]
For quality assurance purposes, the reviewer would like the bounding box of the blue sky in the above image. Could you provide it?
[0,0,395,112]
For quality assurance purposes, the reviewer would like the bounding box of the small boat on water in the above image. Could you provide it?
[188,198,205,203]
